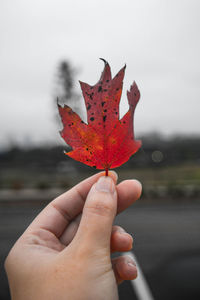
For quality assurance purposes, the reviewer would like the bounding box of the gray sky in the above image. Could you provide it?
[0,0,200,149]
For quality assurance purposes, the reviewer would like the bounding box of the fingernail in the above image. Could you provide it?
[118,227,126,234]
[127,261,136,267]
[119,232,133,242]
[95,176,115,193]
[126,232,133,246]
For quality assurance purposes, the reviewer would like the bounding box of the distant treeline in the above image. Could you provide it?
[137,134,200,167]
[1,134,200,171]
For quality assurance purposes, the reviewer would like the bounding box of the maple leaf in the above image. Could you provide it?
[58,59,141,173]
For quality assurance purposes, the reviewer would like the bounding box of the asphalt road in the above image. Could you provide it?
[115,201,200,299]
[1,198,200,300]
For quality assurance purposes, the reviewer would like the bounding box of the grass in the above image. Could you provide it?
[1,162,200,187]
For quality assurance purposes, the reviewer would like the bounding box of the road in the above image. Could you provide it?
[1,197,200,300]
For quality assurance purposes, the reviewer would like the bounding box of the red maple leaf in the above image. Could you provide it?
[58,59,141,174]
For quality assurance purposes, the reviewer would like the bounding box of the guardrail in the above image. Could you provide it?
[123,252,155,300]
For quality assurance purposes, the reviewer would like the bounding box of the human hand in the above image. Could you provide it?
[5,172,142,300]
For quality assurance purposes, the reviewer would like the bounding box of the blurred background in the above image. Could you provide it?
[0,0,200,299]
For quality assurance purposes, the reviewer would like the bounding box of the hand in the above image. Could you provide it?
[5,172,142,300]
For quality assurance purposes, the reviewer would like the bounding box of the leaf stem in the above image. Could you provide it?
[105,168,108,176]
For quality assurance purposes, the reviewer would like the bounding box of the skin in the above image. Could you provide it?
[5,171,142,300]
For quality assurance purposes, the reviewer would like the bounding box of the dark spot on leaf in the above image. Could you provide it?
[104,89,107,92]
[87,104,91,110]
[90,86,93,89]
[71,122,74,125]
[115,112,118,115]
[104,109,107,112]
[90,117,94,121]
[103,115,107,122]
[86,92,93,100]
[116,88,119,91]
[98,86,102,92]
[91,112,94,115]
[123,121,126,124]
[81,121,84,123]
[94,102,96,105]
[86,148,89,151]
[106,80,109,82]
[101,101,106,107]
[134,93,137,96]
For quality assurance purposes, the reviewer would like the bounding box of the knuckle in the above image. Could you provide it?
[4,251,14,273]
[86,200,114,217]
[4,255,9,272]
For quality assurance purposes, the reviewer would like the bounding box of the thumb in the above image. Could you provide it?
[75,176,117,251]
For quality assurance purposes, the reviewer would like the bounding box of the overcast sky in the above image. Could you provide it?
[0,0,200,149]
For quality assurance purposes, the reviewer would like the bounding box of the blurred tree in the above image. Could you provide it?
[54,60,82,118]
